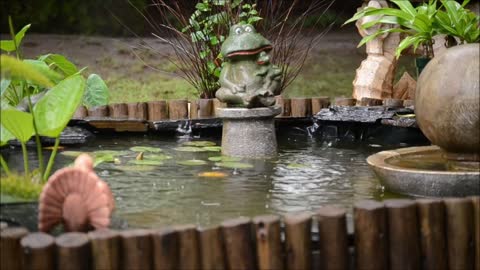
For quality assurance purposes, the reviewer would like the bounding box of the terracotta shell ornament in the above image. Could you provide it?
[38,154,115,232]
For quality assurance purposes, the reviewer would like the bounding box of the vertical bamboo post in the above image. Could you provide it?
[128,102,148,120]
[221,217,257,270]
[334,97,356,106]
[213,99,226,117]
[253,215,284,270]
[311,97,330,114]
[88,105,109,117]
[147,100,168,121]
[0,227,29,270]
[359,97,382,106]
[152,227,179,270]
[290,98,312,117]
[21,232,55,270]
[175,224,201,270]
[385,199,421,270]
[109,103,128,118]
[444,198,474,270]
[416,199,447,270]
[56,232,91,270]
[73,105,88,119]
[353,200,388,270]
[198,226,226,270]
[316,206,349,270]
[275,96,291,117]
[284,212,312,270]
[120,229,152,270]
[470,196,480,270]
[88,229,120,270]
[168,99,188,120]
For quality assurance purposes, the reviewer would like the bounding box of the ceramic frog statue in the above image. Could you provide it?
[216,24,282,108]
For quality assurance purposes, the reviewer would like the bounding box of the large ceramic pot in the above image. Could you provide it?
[415,43,480,161]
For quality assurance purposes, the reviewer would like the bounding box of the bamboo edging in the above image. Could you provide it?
[2,197,477,270]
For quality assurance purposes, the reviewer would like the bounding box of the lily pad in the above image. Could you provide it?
[174,146,209,152]
[286,163,309,169]
[203,146,221,152]
[130,146,163,153]
[208,156,241,162]
[60,151,89,157]
[144,154,172,160]
[94,150,128,157]
[116,165,157,172]
[94,154,115,166]
[215,162,253,169]
[128,160,164,166]
[183,141,216,147]
[177,160,207,166]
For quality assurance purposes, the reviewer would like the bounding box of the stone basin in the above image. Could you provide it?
[367,145,480,197]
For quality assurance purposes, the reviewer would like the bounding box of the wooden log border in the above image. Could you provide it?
[6,198,475,270]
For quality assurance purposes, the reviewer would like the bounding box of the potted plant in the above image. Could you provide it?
[345,0,479,74]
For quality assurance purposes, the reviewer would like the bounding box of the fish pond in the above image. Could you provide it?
[1,127,408,228]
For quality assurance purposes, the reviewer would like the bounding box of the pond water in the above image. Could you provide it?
[1,127,403,228]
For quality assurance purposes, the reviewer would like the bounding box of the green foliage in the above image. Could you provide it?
[33,75,85,137]
[345,0,480,58]
[0,24,30,52]
[0,109,34,143]
[0,173,44,200]
[84,74,110,109]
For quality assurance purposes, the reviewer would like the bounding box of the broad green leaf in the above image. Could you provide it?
[0,109,34,143]
[391,0,416,17]
[33,75,85,137]
[203,146,221,152]
[1,55,54,88]
[174,146,209,152]
[208,156,241,162]
[0,24,31,52]
[0,123,15,146]
[144,154,172,160]
[23,59,63,83]
[195,3,209,11]
[183,141,216,147]
[130,146,162,153]
[177,159,207,166]
[83,74,109,108]
[38,54,78,77]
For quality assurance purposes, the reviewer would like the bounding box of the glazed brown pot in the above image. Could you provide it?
[416,44,479,161]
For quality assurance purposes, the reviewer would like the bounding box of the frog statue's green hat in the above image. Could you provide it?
[221,24,272,58]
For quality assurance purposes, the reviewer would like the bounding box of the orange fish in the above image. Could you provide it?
[197,171,227,178]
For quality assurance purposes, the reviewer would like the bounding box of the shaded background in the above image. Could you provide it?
[0,0,361,36]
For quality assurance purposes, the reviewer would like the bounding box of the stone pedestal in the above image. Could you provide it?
[217,106,281,158]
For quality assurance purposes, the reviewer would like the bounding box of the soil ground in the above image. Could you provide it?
[19,26,416,103]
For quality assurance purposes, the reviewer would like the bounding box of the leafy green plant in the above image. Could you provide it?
[0,21,110,190]
[345,0,479,59]
[138,0,332,98]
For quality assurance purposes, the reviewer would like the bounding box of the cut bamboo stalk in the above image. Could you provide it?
[311,97,330,114]
[359,97,383,106]
[354,200,388,270]
[175,224,201,270]
[275,96,291,117]
[127,102,148,120]
[198,226,226,270]
[21,232,55,270]
[108,103,128,119]
[88,229,120,270]
[213,99,227,117]
[56,232,91,270]
[253,215,283,270]
[385,199,421,270]
[88,105,109,117]
[152,227,179,270]
[73,105,88,119]
[284,212,312,270]
[168,99,188,120]
[190,99,214,119]
[416,199,447,270]
[334,97,356,106]
[444,198,474,270]
[316,206,349,270]
[221,217,256,270]
[383,98,403,108]
[147,100,168,121]
[290,98,312,117]
[1,227,29,270]
[120,229,152,270]
[470,196,480,270]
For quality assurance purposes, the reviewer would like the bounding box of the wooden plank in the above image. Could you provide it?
[56,232,91,270]
[175,224,201,270]
[87,119,149,132]
[385,199,421,270]
[88,105,109,117]
[152,227,179,270]
[253,215,283,270]
[148,100,168,121]
[88,229,120,270]
[275,96,291,117]
[21,232,55,270]
[168,99,188,120]
[316,206,349,270]
[120,229,152,270]
[416,199,447,270]
[109,103,128,119]
[0,227,29,270]
[444,198,474,270]
[311,97,330,114]
[290,98,312,117]
[221,217,256,270]
[470,196,480,270]
[284,212,312,270]
[128,102,148,120]
[354,200,388,270]
[198,226,226,270]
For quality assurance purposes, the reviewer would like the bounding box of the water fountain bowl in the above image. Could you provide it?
[367,145,480,197]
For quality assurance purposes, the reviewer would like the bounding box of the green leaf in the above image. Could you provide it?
[0,79,11,96]
[208,156,241,162]
[203,146,221,152]
[1,55,54,88]
[116,165,156,172]
[33,75,85,137]
[0,24,31,52]
[391,0,416,17]
[195,3,209,11]
[177,159,207,166]
[23,59,63,83]
[38,54,78,77]
[248,16,263,24]
[174,146,209,152]
[0,123,15,146]
[0,109,34,143]
[129,159,164,166]
[130,146,163,153]
[183,141,216,147]
[83,74,109,108]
